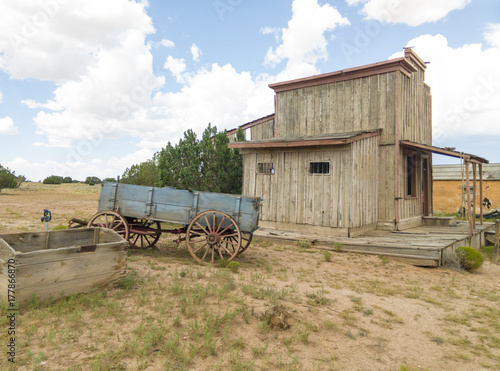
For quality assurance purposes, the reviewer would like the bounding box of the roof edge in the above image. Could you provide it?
[269,58,417,93]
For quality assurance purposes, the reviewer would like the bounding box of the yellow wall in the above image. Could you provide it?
[433,180,500,214]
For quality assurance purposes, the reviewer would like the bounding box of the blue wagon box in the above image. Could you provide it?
[0,228,128,304]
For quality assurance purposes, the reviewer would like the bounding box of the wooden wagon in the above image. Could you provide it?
[71,182,261,265]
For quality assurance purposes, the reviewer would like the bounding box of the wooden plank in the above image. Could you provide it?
[361,77,370,130]
[494,220,499,264]
[353,78,362,131]
[369,75,380,130]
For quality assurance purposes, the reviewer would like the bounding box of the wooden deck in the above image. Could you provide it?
[254,222,495,267]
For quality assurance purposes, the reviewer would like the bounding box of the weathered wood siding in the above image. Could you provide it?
[274,73,397,144]
[242,135,378,232]
[250,118,275,140]
[350,135,379,229]
[243,146,351,230]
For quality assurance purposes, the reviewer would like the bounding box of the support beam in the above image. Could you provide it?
[473,163,477,229]
[465,161,473,235]
[479,163,483,225]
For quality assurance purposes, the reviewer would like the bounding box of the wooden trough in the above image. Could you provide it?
[0,228,128,304]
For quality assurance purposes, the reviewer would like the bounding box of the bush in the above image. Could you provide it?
[227,261,240,273]
[323,251,332,262]
[455,246,484,272]
[0,165,18,192]
[43,175,63,184]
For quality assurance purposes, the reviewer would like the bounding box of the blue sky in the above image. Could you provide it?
[0,0,499,181]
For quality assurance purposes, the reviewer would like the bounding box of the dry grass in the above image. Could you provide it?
[0,183,499,370]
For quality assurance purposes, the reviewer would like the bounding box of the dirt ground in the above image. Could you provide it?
[0,183,499,370]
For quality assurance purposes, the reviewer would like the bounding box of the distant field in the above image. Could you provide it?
[0,182,100,233]
[0,183,499,370]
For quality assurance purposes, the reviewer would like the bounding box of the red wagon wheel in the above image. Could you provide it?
[222,232,253,256]
[186,210,242,265]
[87,211,130,241]
[128,219,162,249]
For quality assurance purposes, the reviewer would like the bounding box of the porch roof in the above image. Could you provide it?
[400,140,489,164]
[228,129,381,149]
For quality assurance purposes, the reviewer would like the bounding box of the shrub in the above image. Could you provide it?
[323,251,332,262]
[296,240,311,249]
[455,246,484,272]
[43,175,63,185]
[227,261,240,273]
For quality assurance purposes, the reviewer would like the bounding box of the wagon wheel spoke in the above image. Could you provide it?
[237,233,253,255]
[87,211,130,241]
[186,210,242,265]
[128,219,162,249]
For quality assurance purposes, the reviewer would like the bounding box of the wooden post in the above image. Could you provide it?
[494,219,499,265]
[465,161,472,235]
[479,163,483,225]
[472,163,477,229]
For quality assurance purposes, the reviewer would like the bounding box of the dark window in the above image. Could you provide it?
[405,154,417,197]
[257,163,274,174]
[309,162,330,174]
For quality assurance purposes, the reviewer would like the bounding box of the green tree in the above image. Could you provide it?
[0,165,18,192]
[62,177,73,183]
[121,154,159,186]
[158,129,203,190]
[157,124,245,194]
[103,177,117,183]
[43,175,63,185]
[85,176,101,185]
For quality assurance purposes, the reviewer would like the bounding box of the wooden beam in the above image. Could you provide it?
[494,220,499,265]
[400,140,489,164]
[465,161,472,235]
[479,163,483,225]
[228,130,381,149]
[472,163,477,229]
[395,72,401,226]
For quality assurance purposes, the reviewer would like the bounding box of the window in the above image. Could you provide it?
[257,163,274,174]
[405,153,417,198]
[309,162,330,174]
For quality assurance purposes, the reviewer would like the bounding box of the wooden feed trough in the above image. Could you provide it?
[0,228,128,304]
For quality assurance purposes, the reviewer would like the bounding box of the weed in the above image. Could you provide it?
[455,246,484,272]
[323,250,332,262]
[250,341,269,356]
[296,326,311,343]
[217,258,230,268]
[333,242,343,252]
[306,289,331,305]
[120,271,141,291]
[379,256,390,265]
[345,329,357,339]
[431,336,445,345]
[227,261,240,273]
[296,239,311,249]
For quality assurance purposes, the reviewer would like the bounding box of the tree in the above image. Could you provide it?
[103,177,117,183]
[43,175,63,185]
[85,176,101,185]
[121,154,159,187]
[157,124,245,194]
[63,177,73,183]
[0,165,18,193]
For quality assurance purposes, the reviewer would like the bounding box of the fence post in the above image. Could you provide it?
[494,219,500,265]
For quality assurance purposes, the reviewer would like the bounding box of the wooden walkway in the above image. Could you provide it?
[254,222,495,267]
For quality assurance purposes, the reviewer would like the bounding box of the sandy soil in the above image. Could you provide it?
[0,183,499,370]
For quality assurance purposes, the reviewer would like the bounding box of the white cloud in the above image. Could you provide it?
[0,117,18,135]
[190,44,202,62]
[0,90,3,103]
[22,99,62,111]
[389,28,500,142]
[164,56,187,82]
[150,38,175,48]
[265,0,349,81]
[0,0,154,81]
[151,63,275,148]
[349,0,471,26]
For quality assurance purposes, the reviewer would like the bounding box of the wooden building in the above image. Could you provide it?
[229,49,488,237]
[433,164,500,214]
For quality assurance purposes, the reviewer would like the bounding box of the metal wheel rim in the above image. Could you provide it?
[87,210,130,240]
[186,210,242,265]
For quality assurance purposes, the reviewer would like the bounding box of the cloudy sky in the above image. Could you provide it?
[0,0,499,181]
